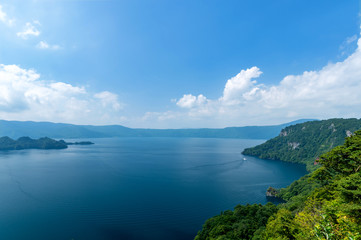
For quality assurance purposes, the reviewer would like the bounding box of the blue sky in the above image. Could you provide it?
[0,0,360,128]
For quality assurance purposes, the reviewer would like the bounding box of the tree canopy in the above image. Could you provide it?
[196,129,361,239]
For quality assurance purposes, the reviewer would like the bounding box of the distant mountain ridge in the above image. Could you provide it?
[242,118,361,171]
[0,119,314,139]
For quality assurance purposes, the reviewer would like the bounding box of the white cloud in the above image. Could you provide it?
[220,66,262,105]
[346,35,358,45]
[37,41,49,49]
[142,111,177,122]
[50,82,85,94]
[17,21,40,39]
[1,5,60,49]
[16,21,61,50]
[36,41,61,50]
[0,5,15,26]
[0,5,6,22]
[33,20,41,26]
[177,94,208,108]
[0,64,125,125]
[163,33,361,127]
[94,91,124,111]
[339,34,358,56]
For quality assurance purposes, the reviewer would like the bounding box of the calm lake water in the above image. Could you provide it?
[0,138,307,240]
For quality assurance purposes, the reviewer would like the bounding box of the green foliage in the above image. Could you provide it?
[195,203,278,240]
[332,172,361,222]
[0,136,68,150]
[263,208,298,240]
[317,130,361,176]
[278,174,318,201]
[196,126,361,240]
[242,118,361,171]
[277,174,321,212]
[263,130,361,239]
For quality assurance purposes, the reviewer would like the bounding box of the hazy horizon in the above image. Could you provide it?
[0,118,319,129]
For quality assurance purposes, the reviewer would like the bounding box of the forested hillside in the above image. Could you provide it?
[242,118,361,171]
[195,129,361,240]
[0,136,67,150]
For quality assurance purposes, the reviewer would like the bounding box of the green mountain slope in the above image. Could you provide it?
[0,119,314,139]
[195,129,361,240]
[242,118,361,171]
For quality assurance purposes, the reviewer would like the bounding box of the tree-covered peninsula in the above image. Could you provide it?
[195,127,361,239]
[0,136,68,150]
[242,118,361,171]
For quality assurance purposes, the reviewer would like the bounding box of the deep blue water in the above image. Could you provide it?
[0,138,307,240]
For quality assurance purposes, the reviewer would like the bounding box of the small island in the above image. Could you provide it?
[265,186,278,197]
[0,136,94,150]
[265,186,285,204]
[60,140,94,145]
[0,136,68,150]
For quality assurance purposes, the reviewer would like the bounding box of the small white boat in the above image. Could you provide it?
[243,157,247,160]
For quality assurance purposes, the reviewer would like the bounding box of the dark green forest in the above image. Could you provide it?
[0,136,67,150]
[242,118,361,171]
[195,121,361,240]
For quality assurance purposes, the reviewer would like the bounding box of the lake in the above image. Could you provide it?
[0,138,307,240]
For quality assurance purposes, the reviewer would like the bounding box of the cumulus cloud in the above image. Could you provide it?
[17,21,40,39]
[220,66,262,105]
[0,64,125,125]
[165,33,361,127]
[177,94,208,108]
[36,41,61,50]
